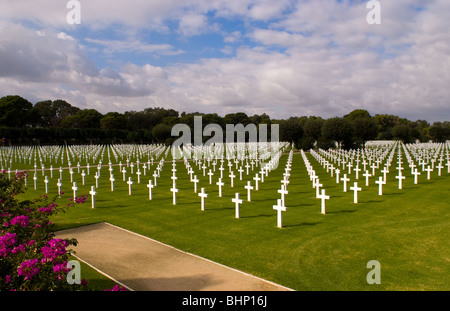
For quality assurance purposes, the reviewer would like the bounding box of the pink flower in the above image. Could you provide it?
[10,215,29,227]
[40,239,68,262]
[104,285,127,291]
[18,259,40,280]
[52,262,70,274]
[0,232,17,247]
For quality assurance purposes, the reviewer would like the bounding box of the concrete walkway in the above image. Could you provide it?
[55,222,292,291]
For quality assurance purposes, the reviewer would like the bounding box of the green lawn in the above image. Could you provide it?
[13,145,450,291]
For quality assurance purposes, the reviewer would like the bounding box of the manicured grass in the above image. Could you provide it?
[13,146,450,291]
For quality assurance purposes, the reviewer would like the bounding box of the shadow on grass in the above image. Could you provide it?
[326,209,357,214]
[240,213,273,219]
[283,221,321,228]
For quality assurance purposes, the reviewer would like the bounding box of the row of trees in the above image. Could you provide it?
[1,95,449,148]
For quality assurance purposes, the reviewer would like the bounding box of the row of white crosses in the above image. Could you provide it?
[301,150,330,215]
[272,149,293,228]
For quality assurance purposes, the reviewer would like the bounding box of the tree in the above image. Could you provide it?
[429,123,450,142]
[344,109,372,121]
[303,117,324,141]
[279,117,303,147]
[51,100,81,127]
[391,124,411,142]
[100,112,128,130]
[322,117,354,149]
[33,100,54,127]
[151,123,172,144]
[352,117,378,146]
[0,95,34,127]
[223,112,250,126]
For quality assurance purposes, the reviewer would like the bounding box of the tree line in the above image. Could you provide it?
[0,95,449,148]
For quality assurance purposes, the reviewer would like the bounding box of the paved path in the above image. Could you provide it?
[55,222,292,291]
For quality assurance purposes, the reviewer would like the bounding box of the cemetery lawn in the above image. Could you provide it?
[16,151,450,291]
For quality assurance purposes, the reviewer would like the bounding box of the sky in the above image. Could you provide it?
[0,0,449,122]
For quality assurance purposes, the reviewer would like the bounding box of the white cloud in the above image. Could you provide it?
[0,1,449,122]
[85,38,183,56]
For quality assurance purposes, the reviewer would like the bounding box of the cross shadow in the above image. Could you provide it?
[283,221,321,228]
[326,209,357,214]
[240,214,273,219]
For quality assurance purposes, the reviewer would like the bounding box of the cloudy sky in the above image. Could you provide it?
[0,0,449,122]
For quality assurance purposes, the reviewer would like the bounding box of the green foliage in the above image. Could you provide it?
[0,171,88,291]
[322,117,354,149]
[0,95,447,146]
[0,95,34,128]
[279,117,303,146]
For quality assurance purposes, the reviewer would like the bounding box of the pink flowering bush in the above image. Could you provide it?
[0,170,90,291]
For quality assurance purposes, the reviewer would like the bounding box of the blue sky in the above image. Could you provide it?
[0,0,449,122]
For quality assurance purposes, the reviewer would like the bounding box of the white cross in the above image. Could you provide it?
[395,172,405,189]
[89,186,97,209]
[127,177,133,195]
[281,178,289,190]
[232,193,243,219]
[247,172,258,189]
[335,169,341,183]
[381,167,389,183]
[43,176,49,193]
[278,185,288,207]
[412,169,421,184]
[81,170,86,185]
[424,166,433,180]
[238,167,244,180]
[33,173,38,190]
[208,169,214,184]
[170,183,178,205]
[202,164,207,176]
[109,174,115,191]
[371,163,377,176]
[95,172,100,188]
[363,170,371,187]
[317,189,330,215]
[216,178,224,197]
[56,179,63,197]
[354,166,361,179]
[244,181,254,201]
[350,182,362,204]
[136,170,142,183]
[375,176,385,196]
[273,199,286,228]
[340,174,350,192]
[314,178,323,198]
[192,175,199,193]
[72,182,78,200]
[153,171,158,186]
[436,162,444,176]
[69,169,74,182]
[171,174,178,187]
[198,187,208,211]
[229,171,236,187]
[143,163,147,175]
[122,168,127,181]
[219,166,225,178]
[147,180,154,200]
